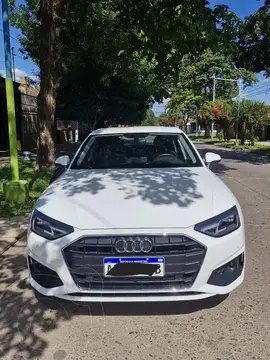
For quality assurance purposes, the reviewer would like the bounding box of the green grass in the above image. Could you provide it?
[195,138,220,144]
[0,160,52,218]
[188,134,220,144]
[218,142,270,155]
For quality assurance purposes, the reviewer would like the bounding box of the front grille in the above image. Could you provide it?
[63,235,206,291]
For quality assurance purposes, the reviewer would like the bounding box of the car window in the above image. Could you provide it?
[71,132,203,169]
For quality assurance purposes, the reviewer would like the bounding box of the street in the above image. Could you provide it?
[1,144,270,360]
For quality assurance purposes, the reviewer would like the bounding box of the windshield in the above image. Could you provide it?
[71,132,203,169]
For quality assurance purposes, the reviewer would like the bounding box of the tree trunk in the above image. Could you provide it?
[261,125,266,141]
[204,122,210,138]
[240,122,246,145]
[36,0,64,169]
[250,124,255,146]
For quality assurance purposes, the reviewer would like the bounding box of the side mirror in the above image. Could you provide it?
[205,152,221,167]
[55,155,70,168]
[50,155,70,184]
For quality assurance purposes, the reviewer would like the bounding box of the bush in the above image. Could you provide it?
[253,136,260,145]
[217,130,224,142]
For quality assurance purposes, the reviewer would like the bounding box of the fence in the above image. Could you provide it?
[21,93,38,151]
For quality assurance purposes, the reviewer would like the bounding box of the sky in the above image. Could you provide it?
[153,0,270,115]
[0,0,38,81]
[0,0,269,112]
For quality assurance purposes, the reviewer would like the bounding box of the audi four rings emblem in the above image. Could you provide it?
[115,237,153,254]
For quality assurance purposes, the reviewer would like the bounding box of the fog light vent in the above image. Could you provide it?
[28,256,63,288]
[207,253,244,287]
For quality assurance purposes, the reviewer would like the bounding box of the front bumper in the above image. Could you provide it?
[27,226,245,302]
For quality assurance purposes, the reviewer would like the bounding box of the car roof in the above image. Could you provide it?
[91,126,184,136]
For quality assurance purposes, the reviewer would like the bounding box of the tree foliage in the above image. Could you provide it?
[166,48,257,136]
[201,100,270,145]
[200,100,232,140]
[237,0,270,76]
[167,89,201,130]
[8,0,250,166]
[141,110,159,126]
[237,100,270,145]
[171,49,256,103]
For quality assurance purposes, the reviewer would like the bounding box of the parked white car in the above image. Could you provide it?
[27,126,245,302]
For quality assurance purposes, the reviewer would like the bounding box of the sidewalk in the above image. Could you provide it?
[0,215,29,255]
[227,139,270,146]
[0,156,10,166]
[258,141,270,147]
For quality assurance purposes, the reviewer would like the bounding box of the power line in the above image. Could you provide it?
[9,28,21,37]
[14,53,38,67]
[244,90,270,98]
[242,85,270,98]
[0,27,20,44]
[243,83,270,95]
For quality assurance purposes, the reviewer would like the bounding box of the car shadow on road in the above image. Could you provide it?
[197,146,270,166]
[0,238,228,359]
[0,243,72,359]
[208,162,238,176]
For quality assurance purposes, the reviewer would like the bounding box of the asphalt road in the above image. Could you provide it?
[1,144,270,360]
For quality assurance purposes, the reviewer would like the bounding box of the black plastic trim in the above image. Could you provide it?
[28,256,63,288]
[207,253,244,287]
[67,291,203,297]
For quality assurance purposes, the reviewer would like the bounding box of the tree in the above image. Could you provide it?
[37,0,66,168]
[200,101,232,140]
[236,100,270,145]
[158,116,175,127]
[57,64,152,130]
[167,49,257,136]
[10,0,66,168]
[141,110,158,126]
[9,0,245,167]
[167,89,201,132]
[172,49,256,102]
[237,1,270,76]
[108,1,242,82]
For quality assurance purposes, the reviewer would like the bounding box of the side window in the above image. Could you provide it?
[76,137,96,166]
[177,136,197,163]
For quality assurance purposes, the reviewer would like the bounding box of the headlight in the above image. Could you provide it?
[31,209,74,240]
[194,206,240,238]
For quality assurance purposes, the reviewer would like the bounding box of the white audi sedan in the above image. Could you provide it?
[27,126,245,302]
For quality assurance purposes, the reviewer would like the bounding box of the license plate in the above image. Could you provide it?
[104,257,165,277]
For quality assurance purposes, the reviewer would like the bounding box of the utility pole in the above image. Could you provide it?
[1,0,28,202]
[235,79,243,144]
[212,75,216,102]
[211,76,239,141]
[211,75,216,140]
[11,46,15,82]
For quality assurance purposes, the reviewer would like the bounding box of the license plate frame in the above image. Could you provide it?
[103,257,165,277]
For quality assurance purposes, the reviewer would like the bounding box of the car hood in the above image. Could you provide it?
[36,167,237,230]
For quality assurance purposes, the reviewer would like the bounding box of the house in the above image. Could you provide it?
[0,76,22,151]
[0,76,38,151]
